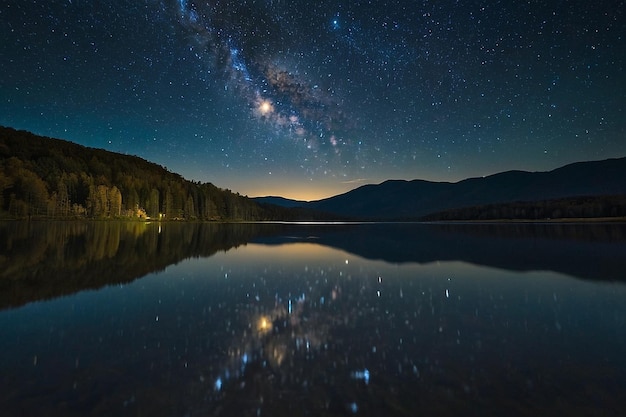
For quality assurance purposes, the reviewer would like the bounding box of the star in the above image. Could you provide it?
[257,98,274,116]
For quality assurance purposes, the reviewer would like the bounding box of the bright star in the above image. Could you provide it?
[259,100,273,115]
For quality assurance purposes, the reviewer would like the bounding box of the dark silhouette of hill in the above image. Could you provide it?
[3,125,624,222]
[0,126,330,221]
[252,196,309,208]
[303,157,626,219]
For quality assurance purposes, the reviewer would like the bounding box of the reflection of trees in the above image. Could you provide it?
[435,221,626,241]
[0,222,267,310]
[422,195,626,221]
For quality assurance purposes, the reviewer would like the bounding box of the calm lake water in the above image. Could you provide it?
[1,221,625,416]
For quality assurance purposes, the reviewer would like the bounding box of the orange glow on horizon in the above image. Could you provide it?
[218,177,376,202]
[245,185,351,202]
[250,191,330,202]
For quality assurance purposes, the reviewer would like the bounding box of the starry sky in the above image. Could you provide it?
[1,1,625,200]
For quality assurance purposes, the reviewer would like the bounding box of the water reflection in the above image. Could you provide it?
[0,221,262,309]
[1,222,625,416]
[2,221,626,310]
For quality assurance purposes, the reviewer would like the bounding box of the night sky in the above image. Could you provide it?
[1,1,625,200]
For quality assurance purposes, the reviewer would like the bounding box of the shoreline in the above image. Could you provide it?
[2,217,626,224]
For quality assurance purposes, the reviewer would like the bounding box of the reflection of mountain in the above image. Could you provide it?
[252,223,626,282]
[2,222,625,310]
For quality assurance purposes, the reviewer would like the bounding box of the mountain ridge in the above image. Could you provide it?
[252,196,308,208]
[2,125,624,221]
[261,157,626,220]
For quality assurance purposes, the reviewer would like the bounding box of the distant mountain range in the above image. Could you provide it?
[2,126,624,221]
[255,157,626,220]
[253,196,309,208]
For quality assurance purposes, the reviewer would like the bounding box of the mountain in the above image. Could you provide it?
[304,157,626,220]
[3,126,624,222]
[252,196,308,208]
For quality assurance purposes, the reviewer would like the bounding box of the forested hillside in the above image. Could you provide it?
[0,126,313,221]
[420,195,626,221]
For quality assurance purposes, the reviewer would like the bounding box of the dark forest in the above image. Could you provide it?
[0,127,324,221]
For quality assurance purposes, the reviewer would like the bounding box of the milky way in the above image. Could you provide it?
[1,0,625,199]
[175,0,351,157]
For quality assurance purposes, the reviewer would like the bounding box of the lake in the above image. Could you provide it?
[1,221,625,416]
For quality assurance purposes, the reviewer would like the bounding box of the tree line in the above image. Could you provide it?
[0,126,323,221]
[420,194,626,221]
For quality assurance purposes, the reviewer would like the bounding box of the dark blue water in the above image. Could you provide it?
[1,222,625,416]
